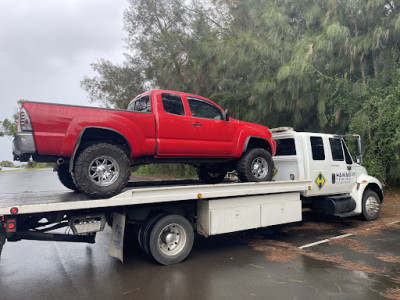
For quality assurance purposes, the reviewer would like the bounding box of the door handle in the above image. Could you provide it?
[192,122,203,126]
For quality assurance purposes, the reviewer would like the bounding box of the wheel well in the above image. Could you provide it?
[77,128,131,156]
[365,183,383,203]
[244,137,272,154]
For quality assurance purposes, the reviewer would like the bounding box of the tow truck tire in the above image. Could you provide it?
[0,226,5,258]
[138,213,168,256]
[237,148,274,182]
[196,165,226,184]
[73,143,130,198]
[361,190,381,221]
[148,214,194,265]
[57,164,79,192]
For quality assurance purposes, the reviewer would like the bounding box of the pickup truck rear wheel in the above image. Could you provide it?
[57,164,79,192]
[73,143,130,198]
[196,165,226,184]
[237,148,274,182]
[148,214,194,265]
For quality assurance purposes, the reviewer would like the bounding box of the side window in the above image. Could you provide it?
[187,98,223,120]
[310,137,325,160]
[329,138,344,161]
[342,140,353,164]
[275,138,296,156]
[162,93,185,116]
[127,95,151,113]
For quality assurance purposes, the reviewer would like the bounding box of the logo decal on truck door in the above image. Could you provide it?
[315,172,326,190]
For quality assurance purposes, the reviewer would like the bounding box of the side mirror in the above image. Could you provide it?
[224,109,230,121]
[355,137,363,165]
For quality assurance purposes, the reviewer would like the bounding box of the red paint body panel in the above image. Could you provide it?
[19,89,276,163]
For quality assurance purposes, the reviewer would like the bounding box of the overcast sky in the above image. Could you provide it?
[0,0,129,162]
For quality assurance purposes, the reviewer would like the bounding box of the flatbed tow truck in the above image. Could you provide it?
[0,129,383,265]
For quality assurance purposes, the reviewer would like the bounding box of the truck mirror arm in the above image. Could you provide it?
[224,109,230,121]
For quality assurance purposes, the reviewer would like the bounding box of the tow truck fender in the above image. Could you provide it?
[350,174,383,214]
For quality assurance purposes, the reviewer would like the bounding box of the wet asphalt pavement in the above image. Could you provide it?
[0,169,399,300]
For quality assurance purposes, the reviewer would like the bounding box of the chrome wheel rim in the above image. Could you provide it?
[158,223,186,256]
[88,156,120,186]
[365,196,380,216]
[251,157,268,179]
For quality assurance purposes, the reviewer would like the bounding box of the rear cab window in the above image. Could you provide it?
[310,136,325,160]
[127,95,151,113]
[275,138,296,156]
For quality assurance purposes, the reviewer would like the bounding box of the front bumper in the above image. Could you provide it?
[13,132,36,161]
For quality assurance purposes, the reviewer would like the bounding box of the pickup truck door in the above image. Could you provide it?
[156,93,192,156]
[186,97,235,156]
[328,137,357,194]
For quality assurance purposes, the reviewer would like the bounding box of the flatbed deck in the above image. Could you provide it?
[0,180,311,215]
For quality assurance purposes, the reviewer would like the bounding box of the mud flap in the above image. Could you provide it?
[0,226,5,259]
[108,212,126,263]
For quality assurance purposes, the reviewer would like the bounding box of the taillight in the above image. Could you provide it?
[6,218,17,233]
[18,107,33,131]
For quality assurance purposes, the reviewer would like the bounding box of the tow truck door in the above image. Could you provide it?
[328,137,357,194]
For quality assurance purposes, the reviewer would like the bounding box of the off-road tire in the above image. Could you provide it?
[237,148,274,182]
[148,214,194,265]
[361,190,381,221]
[196,165,227,184]
[73,143,130,198]
[57,163,79,192]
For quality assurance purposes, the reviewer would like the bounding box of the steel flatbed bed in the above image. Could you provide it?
[1,180,311,265]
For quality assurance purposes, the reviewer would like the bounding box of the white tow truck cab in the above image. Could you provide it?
[271,127,383,221]
[0,129,383,266]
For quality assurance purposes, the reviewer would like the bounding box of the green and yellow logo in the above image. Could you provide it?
[273,167,278,179]
[315,172,326,190]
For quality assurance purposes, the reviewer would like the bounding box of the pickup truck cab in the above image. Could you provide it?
[272,127,383,221]
[13,90,276,197]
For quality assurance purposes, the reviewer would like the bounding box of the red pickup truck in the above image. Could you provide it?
[13,90,276,197]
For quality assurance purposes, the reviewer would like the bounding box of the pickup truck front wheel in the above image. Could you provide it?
[196,165,226,184]
[237,148,274,182]
[73,143,130,198]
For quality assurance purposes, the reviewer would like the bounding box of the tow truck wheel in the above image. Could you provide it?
[73,143,130,198]
[57,164,79,192]
[148,214,194,265]
[138,213,168,256]
[0,225,5,257]
[361,190,381,221]
[237,148,274,182]
[196,165,227,184]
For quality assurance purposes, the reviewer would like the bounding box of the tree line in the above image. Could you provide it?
[81,0,400,186]
[2,0,399,186]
